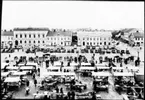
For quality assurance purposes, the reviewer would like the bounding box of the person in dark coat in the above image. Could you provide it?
[60,87,63,94]
[67,91,71,100]
[71,91,75,100]
[26,80,30,87]
[34,79,37,87]
[55,86,59,93]
[4,83,8,93]
[33,73,35,79]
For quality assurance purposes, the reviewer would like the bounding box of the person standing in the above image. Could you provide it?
[34,79,37,87]
[26,79,30,87]
[67,91,71,100]
[33,73,35,80]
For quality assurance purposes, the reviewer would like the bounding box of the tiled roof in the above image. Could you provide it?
[77,31,111,37]
[46,31,72,36]
[121,28,137,33]
[133,32,144,38]
[14,27,49,31]
[1,31,14,36]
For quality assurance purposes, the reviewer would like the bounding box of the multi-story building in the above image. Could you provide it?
[76,30,112,47]
[133,31,144,46]
[46,30,72,46]
[13,28,49,48]
[1,30,14,48]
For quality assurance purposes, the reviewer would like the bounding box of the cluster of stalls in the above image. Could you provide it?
[1,62,37,99]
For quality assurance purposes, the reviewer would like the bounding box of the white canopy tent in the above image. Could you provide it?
[81,62,91,66]
[19,66,34,70]
[11,71,27,76]
[1,72,11,77]
[92,72,111,76]
[79,67,95,70]
[1,62,8,70]
[97,67,109,70]
[4,77,20,83]
[6,66,19,70]
[113,72,134,76]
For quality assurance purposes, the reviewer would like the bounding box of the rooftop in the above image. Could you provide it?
[13,27,49,31]
[46,30,72,36]
[1,31,14,36]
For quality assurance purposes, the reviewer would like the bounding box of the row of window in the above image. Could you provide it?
[48,37,70,40]
[15,34,45,38]
[135,37,144,41]
[18,40,45,44]
[82,42,110,46]
[79,37,111,41]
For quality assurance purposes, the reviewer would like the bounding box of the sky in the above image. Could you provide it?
[2,1,144,30]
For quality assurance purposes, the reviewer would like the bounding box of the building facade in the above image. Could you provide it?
[76,30,112,47]
[13,28,49,48]
[46,30,72,46]
[1,30,14,48]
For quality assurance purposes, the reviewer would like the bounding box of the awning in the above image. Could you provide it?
[113,72,134,76]
[11,71,27,76]
[92,72,111,76]
[4,77,20,83]
[1,72,10,77]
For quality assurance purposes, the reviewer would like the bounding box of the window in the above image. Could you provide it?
[97,38,99,40]
[90,38,92,40]
[64,38,66,40]
[11,37,13,40]
[94,42,95,45]
[34,41,35,43]
[83,42,85,46]
[87,42,89,45]
[68,38,69,40]
[20,40,22,43]
[83,38,85,40]
[29,41,31,43]
[94,38,95,40]
[100,42,102,45]
[29,34,31,38]
[61,42,63,44]
[38,34,40,38]
[43,41,44,43]
[25,34,27,38]
[104,38,106,40]
[25,41,26,43]
[100,37,101,40]
[51,38,53,40]
[104,42,106,45]
[87,38,89,40]
[38,41,40,43]
[43,34,45,38]
[48,38,49,40]
[90,42,92,45]
[34,34,35,38]
[20,34,22,38]
[54,38,56,40]
[16,34,18,38]
[61,38,63,40]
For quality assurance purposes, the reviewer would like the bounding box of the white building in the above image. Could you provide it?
[46,30,72,46]
[120,28,144,47]
[1,30,14,48]
[76,30,112,47]
[13,28,49,48]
